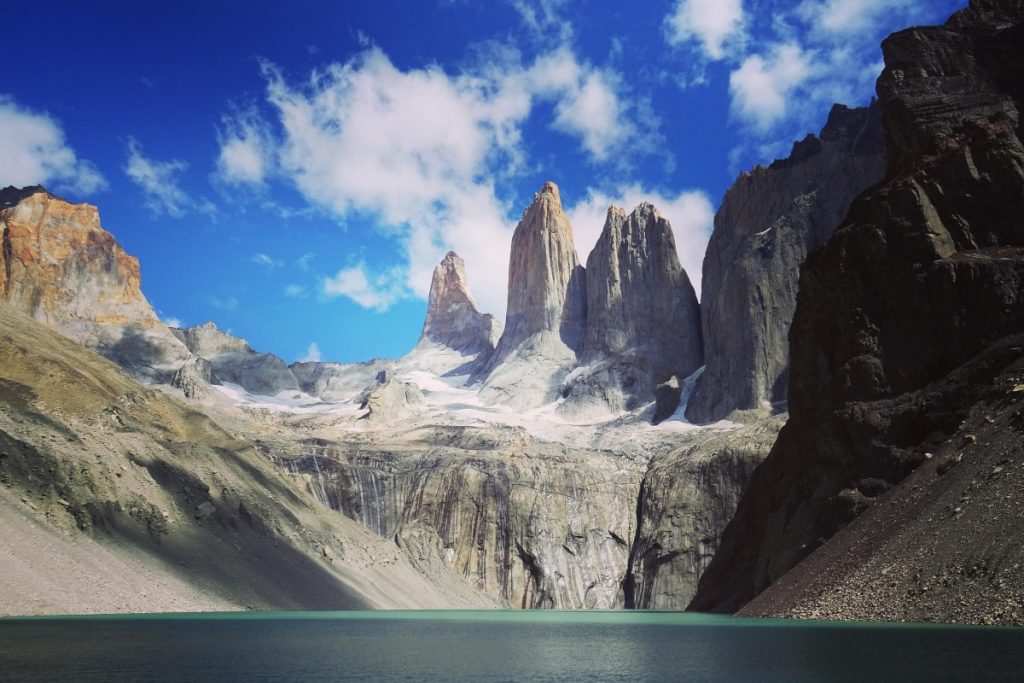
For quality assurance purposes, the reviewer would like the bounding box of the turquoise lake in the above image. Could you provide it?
[1,610,1022,681]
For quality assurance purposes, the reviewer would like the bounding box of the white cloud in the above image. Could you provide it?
[729,43,813,133]
[161,316,183,328]
[252,46,650,318]
[509,0,572,42]
[296,252,314,271]
[284,284,307,298]
[796,0,923,37]
[209,295,239,310]
[124,137,190,217]
[298,342,322,362]
[252,253,281,268]
[665,0,745,60]
[322,263,406,312]
[527,50,631,160]
[0,96,107,195]
[216,109,272,185]
[567,186,714,299]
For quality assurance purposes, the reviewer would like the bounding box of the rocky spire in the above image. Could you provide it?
[418,251,501,356]
[496,181,587,357]
[476,181,588,407]
[561,202,702,416]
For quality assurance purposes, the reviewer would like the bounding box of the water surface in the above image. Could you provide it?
[1,610,1021,682]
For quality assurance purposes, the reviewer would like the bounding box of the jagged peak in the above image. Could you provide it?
[0,185,52,208]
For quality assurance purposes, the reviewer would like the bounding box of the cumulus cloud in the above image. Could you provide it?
[322,263,407,312]
[729,43,813,133]
[796,0,926,38]
[209,295,239,310]
[567,186,714,298]
[665,0,745,60]
[216,109,273,185]
[509,0,572,42]
[252,253,281,268]
[0,96,107,195]
[284,284,308,298]
[298,342,322,362]
[244,45,651,318]
[124,137,191,216]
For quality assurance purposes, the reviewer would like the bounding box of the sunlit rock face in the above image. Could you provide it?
[278,425,645,609]
[171,322,299,396]
[561,202,702,417]
[686,103,887,424]
[691,0,1024,617]
[418,251,501,358]
[477,182,588,408]
[0,186,188,380]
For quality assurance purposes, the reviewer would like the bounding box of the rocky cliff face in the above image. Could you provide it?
[690,0,1024,619]
[0,187,188,380]
[626,417,783,609]
[0,301,491,614]
[561,203,702,416]
[686,104,887,424]
[417,252,501,364]
[477,182,588,407]
[172,322,299,396]
[266,424,645,609]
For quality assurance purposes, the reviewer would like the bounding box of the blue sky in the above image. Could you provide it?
[2,0,964,363]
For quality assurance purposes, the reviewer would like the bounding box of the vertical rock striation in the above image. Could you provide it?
[686,104,887,423]
[690,0,1024,615]
[561,203,702,417]
[477,182,588,407]
[0,186,189,380]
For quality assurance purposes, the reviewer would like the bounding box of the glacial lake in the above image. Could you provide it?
[1,610,1022,682]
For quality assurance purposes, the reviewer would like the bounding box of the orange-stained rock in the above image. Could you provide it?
[0,186,188,380]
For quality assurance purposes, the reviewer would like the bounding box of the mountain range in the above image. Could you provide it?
[1,0,1021,625]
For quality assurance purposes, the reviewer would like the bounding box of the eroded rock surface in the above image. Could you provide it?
[0,187,189,380]
[687,104,887,423]
[562,203,702,416]
[690,0,1024,621]
[477,182,587,407]
[417,252,501,366]
[172,322,299,396]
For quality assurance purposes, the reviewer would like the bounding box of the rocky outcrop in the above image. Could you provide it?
[686,104,887,423]
[359,375,424,423]
[690,0,1024,619]
[172,322,299,396]
[477,182,588,407]
[738,342,1024,625]
[290,359,393,403]
[170,356,215,399]
[416,252,501,362]
[562,203,702,416]
[0,186,189,380]
[626,417,783,609]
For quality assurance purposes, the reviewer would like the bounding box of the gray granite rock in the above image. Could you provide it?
[562,202,702,415]
[686,103,887,423]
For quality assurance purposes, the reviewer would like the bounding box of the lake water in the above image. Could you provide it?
[1,610,1022,682]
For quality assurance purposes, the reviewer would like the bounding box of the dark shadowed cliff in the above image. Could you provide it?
[690,0,1024,621]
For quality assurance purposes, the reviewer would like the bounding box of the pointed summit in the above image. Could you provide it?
[476,181,588,407]
[560,201,702,417]
[497,180,587,357]
[419,251,501,356]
